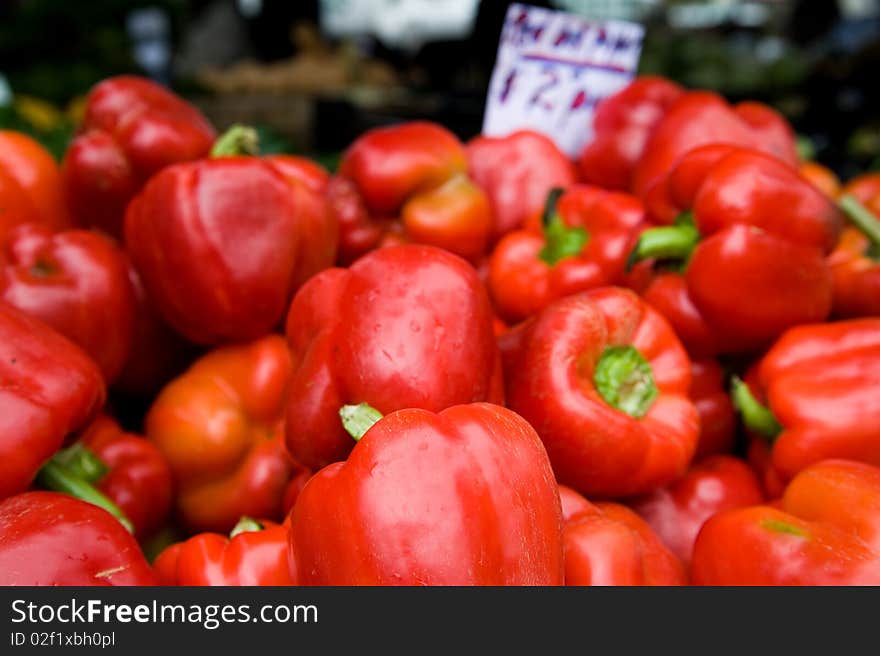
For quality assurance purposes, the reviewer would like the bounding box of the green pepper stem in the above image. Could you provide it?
[210,124,260,157]
[593,345,658,418]
[839,194,880,250]
[625,214,700,272]
[52,443,108,484]
[730,376,783,442]
[37,460,134,534]
[230,516,263,538]
[339,403,384,441]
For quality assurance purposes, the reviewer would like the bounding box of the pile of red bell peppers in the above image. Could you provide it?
[1,74,880,586]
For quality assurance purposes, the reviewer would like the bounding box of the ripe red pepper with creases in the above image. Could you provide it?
[291,403,564,585]
[62,75,216,237]
[559,485,686,586]
[154,517,295,586]
[628,144,842,354]
[578,76,684,191]
[146,334,296,533]
[125,126,338,345]
[731,318,880,485]
[692,460,880,585]
[0,301,104,500]
[284,244,503,471]
[466,129,577,242]
[329,121,492,263]
[500,287,699,498]
[487,185,649,324]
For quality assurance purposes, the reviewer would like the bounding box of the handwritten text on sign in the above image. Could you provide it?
[482,4,644,158]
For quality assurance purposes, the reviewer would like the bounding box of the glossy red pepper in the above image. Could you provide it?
[630,455,764,565]
[291,403,564,585]
[691,460,880,585]
[0,491,156,585]
[633,91,798,224]
[62,75,216,237]
[72,414,173,539]
[0,223,136,382]
[628,144,842,353]
[0,130,73,241]
[731,318,880,485]
[124,126,338,345]
[578,76,684,191]
[154,518,295,586]
[500,287,699,498]
[285,244,504,471]
[0,301,104,500]
[559,485,686,585]
[146,334,296,533]
[466,130,577,242]
[329,121,492,263]
[689,359,735,458]
[828,174,880,319]
[487,185,648,323]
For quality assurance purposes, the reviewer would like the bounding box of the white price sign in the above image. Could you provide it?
[482,3,644,158]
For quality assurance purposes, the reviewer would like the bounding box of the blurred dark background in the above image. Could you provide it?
[1,0,878,179]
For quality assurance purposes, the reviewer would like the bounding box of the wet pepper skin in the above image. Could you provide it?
[78,414,173,539]
[154,521,295,586]
[488,185,648,323]
[291,404,564,585]
[500,287,699,498]
[329,121,492,263]
[285,244,504,471]
[577,76,684,191]
[633,145,842,354]
[692,460,880,585]
[125,154,337,345]
[0,301,105,500]
[630,455,764,565]
[559,485,686,586]
[0,491,156,585]
[62,75,216,237]
[466,130,577,241]
[0,223,135,382]
[146,335,296,533]
[739,319,880,484]
[0,130,72,240]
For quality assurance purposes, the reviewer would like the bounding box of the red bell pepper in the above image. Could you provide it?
[285,244,504,471]
[500,287,699,498]
[630,455,764,565]
[691,459,880,585]
[487,185,648,323]
[124,126,337,345]
[62,75,216,237]
[0,491,156,585]
[329,121,492,263]
[466,130,576,242]
[0,301,104,500]
[71,414,173,539]
[633,91,798,224]
[291,403,564,585]
[577,76,684,191]
[827,174,880,319]
[628,144,842,353]
[731,318,880,485]
[281,462,312,516]
[689,359,735,458]
[146,334,296,533]
[154,517,295,586]
[559,485,686,585]
[799,161,841,199]
[0,130,73,241]
[0,223,136,382]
